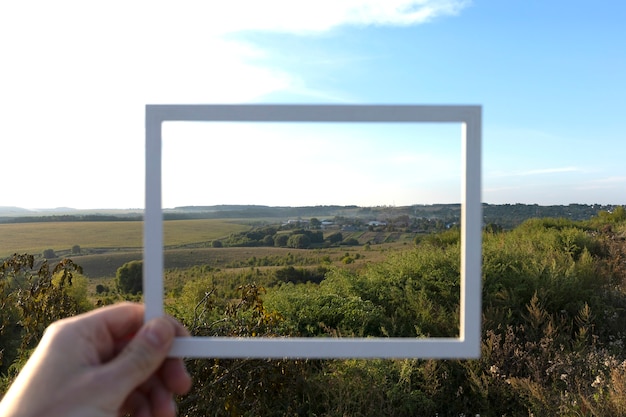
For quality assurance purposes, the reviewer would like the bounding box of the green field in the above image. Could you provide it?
[0,219,251,258]
[1,219,413,279]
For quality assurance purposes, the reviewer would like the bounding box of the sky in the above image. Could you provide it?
[1,0,624,209]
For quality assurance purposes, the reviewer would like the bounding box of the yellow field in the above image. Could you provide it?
[0,219,251,258]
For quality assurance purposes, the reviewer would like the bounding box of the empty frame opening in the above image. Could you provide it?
[161,122,461,209]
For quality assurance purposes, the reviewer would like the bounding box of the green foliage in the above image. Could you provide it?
[174,281,314,416]
[596,205,626,223]
[115,260,143,295]
[273,265,328,285]
[416,227,460,248]
[95,283,108,294]
[261,234,274,246]
[481,221,614,335]
[265,281,388,337]
[326,232,343,244]
[223,226,279,247]
[484,223,503,234]
[352,245,461,337]
[340,237,359,246]
[273,233,289,247]
[168,214,626,415]
[287,233,310,249]
[0,254,90,389]
[3,211,626,415]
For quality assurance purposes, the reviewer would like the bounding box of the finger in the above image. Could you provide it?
[150,381,177,417]
[120,391,151,417]
[164,314,191,337]
[79,302,145,340]
[126,374,176,417]
[159,358,192,395]
[101,316,176,399]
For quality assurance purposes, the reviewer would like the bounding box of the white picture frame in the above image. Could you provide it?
[144,104,482,359]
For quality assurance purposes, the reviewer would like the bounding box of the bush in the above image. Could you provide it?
[274,266,328,285]
[0,255,88,387]
[341,237,359,246]
[326,232,343,244]
[287,234,311,249]
[262,234,274,246]
[95,284,108,294]
[116,260,143,295]
[274,233,289,247]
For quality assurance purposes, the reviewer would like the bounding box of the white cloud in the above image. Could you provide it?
[0,0,471,208]
[1,1,471,38]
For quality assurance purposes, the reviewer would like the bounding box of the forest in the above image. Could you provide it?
[1,207,626,416]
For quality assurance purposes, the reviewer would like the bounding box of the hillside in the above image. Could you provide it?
[1,203,619,229]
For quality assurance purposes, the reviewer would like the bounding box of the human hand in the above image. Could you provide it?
[0,302,192,417]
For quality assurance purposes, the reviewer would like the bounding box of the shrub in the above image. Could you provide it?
[287,234,311,249]
[0,255,88,387]
[262,234,274,246]
[115,260,143,295]
[95,284,108,294]
[341,237,359,246]
[326,232,343,244]
[274,233,289,247]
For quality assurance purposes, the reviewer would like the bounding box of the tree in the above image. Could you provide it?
[274,234,289,247]
[341,238,359,246]
[116,260,143,295]
[42,248,56,259]
[326,232,343,245]
[310,218,322,229]
[262,235,274,246]
[484,223,503,234]
[71,245,81,254]
[287,234,311,249]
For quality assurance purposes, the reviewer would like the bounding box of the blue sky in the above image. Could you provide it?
[1,1,624,209]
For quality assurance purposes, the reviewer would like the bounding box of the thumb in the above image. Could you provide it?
[103,317,175,396]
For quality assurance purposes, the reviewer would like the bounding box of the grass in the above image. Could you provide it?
[74,243,400,279]
[2,219,416,284]
[0,219,251,257]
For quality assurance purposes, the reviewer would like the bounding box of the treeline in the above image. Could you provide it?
[168,204,359,219]
[3,203,618,229]
[218,226,352,249]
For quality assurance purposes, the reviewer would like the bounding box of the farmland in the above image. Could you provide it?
[0,218,251,258]
[0,217,414,279]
